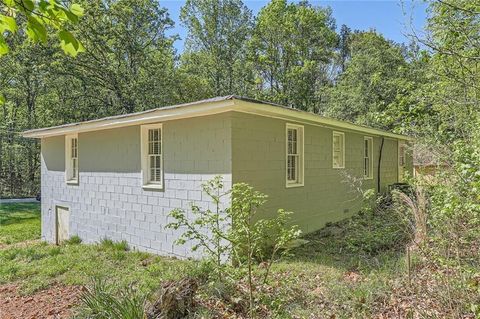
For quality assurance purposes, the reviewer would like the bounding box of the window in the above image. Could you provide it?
[399,143,406,167]
[65,134,78,183]
[286,123,304,187]
[398,141,406,182]
[363,137,373,179]
[141,124,163,188]
[332,131,345,168]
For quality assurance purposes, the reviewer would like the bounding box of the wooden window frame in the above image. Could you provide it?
[398,141,406,182]
[65,134,79,184]
[332,131,345,169]
[363,136,373,180]
[286,123,304,188]
[141,123,164,190]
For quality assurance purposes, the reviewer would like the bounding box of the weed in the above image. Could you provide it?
[65,235,82,245]
[99,238,129,251]
[48,246,62,256]
[76,279,146,319]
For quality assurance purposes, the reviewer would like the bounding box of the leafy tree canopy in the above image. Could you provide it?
[0,0,84,57]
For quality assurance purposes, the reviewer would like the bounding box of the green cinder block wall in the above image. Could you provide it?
[230,112,411,233]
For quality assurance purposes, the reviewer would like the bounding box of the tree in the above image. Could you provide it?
[250,0,337,112]
[325,31,419,130]
[0,0,84,58]
[337,24,351,73]
[179,0,253,99]
[0,36,51,196]
[418,0,480,141]
[47,0,178,117]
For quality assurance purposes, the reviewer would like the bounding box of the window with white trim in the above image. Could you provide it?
[286,123,304,187]
[65,134,78,183]
[141,124,163,188]
[332,131,345,168]
[364,136,373,179]
[399,143,406,167]
[398,141,406,182]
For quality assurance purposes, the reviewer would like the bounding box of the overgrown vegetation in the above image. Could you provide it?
[1,181,479,318]
[166,176,301,317]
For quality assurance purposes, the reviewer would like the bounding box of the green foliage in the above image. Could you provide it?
[77,279,146,319]
[300,194,411,260]
[0,0,84,58]
[250,0,337,112]
[167,176,301,316]
[54,0,178,116]
[179,0,254,98]
[0,240,193,295]
[166,175,231,282]
[325,31,424,131]
[0,0,179,197]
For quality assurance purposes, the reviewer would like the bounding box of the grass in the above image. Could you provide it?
[0,202,41,245]
[0,202,477,318]
[0,237,194,295]
[251,208,411,318]
[0,202,409,317]
[0,203,193,295]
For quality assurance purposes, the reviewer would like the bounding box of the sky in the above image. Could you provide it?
[161,0,429,53]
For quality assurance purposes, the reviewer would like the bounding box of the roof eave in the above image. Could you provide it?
[22,96,413,141]
[234,100,413,141]
[22,98,236,138]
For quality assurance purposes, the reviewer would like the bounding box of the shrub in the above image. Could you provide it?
[306,191,411,259]
[166,176,231,282]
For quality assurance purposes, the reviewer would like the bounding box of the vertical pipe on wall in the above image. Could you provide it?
[377,137,385,193]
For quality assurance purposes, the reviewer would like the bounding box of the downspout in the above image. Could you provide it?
[377,137,385,193]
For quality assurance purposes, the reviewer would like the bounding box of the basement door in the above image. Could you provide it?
[56,206,70,244]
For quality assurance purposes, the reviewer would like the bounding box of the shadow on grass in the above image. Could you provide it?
[0,203,41,226]
[285,209,410,273]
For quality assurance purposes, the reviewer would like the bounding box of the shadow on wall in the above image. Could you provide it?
[41,115,232,176]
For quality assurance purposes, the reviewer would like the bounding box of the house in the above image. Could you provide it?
[23,96,413,258]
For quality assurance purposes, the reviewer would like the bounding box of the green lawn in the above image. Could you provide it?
[0,240,193,295]
[0,202,41,245]
[0,203,192,295]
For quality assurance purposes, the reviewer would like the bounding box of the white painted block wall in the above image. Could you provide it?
[41,113,232,258]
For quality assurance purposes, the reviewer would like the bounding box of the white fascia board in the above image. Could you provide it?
[234,100,413,141]
[22,100,236,138]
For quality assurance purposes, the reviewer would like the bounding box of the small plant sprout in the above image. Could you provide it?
[166,176,232,282]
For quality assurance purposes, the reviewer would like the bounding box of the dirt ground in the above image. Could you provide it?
[0,284,82,319]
